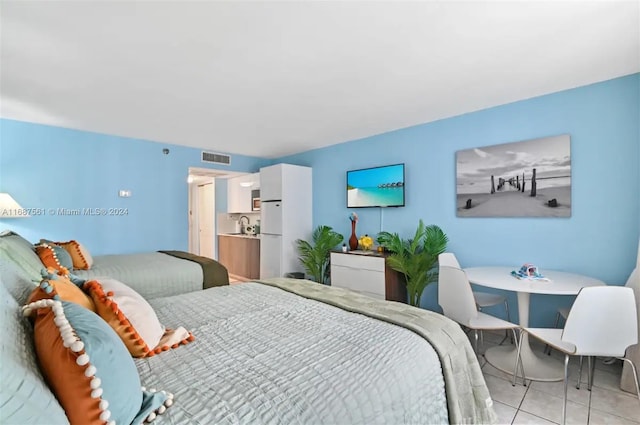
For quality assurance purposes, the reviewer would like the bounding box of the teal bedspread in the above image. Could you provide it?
[73,252,203,299]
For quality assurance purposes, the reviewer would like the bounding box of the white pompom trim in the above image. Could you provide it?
[99,409,111,421]
[84,365,97,377]
[22,299,113,424]
[143,387,174,423]
[90,377,102,389]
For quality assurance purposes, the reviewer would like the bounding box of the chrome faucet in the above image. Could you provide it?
[239,215,250,234]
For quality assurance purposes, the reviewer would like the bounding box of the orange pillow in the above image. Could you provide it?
[84,278,194,358]
[22,299,173,425]
[56,240,93,270]
[27,274,95,313]
[35,243,74,271]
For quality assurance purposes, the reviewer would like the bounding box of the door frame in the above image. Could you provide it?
[187,167,247,258]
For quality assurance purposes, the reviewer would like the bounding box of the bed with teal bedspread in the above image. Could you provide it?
[72,252,204,299]
[0,230,228,300]
[0,231,496,424]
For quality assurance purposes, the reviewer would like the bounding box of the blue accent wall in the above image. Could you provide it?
[0,119,268,254]
[1,74,638,326]
[278,74,640,325]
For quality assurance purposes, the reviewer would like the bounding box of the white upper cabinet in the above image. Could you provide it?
[259,165,283,201]
[227,173,260,213]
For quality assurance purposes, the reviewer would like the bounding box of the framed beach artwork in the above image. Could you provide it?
[456,134,571,217]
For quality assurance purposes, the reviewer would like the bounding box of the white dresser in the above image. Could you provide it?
[330,251,406,302]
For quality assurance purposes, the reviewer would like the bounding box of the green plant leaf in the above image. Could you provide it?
[296,225,344,284]
[376,221,448,307]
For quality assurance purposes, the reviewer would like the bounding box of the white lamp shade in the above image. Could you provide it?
[0,193,29,218]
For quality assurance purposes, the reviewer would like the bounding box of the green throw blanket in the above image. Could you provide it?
[257,277,497,425]
[159,251,229,289]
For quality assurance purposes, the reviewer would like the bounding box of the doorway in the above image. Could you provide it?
[187,167,246,259]
[197,182,214,258]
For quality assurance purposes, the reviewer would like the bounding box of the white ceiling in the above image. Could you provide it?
[1,1,638,159]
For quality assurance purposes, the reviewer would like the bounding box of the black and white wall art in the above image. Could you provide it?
[456,134,571,217]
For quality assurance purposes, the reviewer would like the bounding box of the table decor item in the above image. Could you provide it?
[358,234,374,251]
[511,263,550,281]
[348,212,359,251]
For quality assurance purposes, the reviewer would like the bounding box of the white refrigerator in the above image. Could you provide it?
[260,200,283,278]
[259,163,312,279]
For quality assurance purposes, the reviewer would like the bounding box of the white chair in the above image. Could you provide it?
[475,291,511,319]
[544,307,570,355]
[438,253,525,383]
[514,286,640,425]
[621,238,640,394]
[440,253,513,343]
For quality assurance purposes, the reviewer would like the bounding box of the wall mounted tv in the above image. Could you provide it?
[347,163,405,208]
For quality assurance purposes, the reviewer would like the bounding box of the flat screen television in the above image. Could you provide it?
[347,163,405,208]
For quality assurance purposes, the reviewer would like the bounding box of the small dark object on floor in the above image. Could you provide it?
[548,198,558,207]
[465,199,472,209]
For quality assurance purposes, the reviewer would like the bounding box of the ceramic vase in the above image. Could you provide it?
[349,221,358,251]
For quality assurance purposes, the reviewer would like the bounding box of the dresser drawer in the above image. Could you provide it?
[330,252,385,272]
[331,265,385,297]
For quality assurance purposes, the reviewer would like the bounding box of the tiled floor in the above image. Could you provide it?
[475,330,640,425]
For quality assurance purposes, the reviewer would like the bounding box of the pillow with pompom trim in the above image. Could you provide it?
[55,240,93,270]
[22,299,174,425]
[42,266,87,288]
[35,243,74,270]
[26,271,95,313]
[84,278,195,358]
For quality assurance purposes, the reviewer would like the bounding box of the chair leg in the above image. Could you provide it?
[546,311,562,355]
[515,329,526,386]
[512,330,526,387]
[563,354,570,425]
[474,330,479,354]
[588,356,595,391]
[620,357,640,403]
[504,299,513,344]
[577,356,583,389]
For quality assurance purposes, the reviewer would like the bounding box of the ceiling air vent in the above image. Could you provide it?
[201,151,231,165]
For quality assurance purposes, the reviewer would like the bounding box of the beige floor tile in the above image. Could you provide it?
[493,401,518,425]
[528,379,591,407]
[589,386,640,422]
[484,373,528,408]
[483,361,521,383]
[588,408,640,425]
[512,410,556,425]
[591,368,628,395]
[519,387,589,424]
[477,354,487,368]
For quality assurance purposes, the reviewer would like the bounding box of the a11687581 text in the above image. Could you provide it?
[0,208,129,217]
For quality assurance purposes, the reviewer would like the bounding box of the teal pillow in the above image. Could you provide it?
[0,271,69,425]
[40,268,86,288]
[50,245,73,269]
[0,231,43,282]
[24,299,174,424]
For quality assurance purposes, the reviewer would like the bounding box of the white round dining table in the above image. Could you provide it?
[464,266,605,382]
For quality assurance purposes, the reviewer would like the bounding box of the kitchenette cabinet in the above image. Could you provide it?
[218,235,260,280]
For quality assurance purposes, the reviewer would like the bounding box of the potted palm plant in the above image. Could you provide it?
[296,225,344,284]
[377,220,448,307]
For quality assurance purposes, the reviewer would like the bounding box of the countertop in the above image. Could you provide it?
[218,233,261,239]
